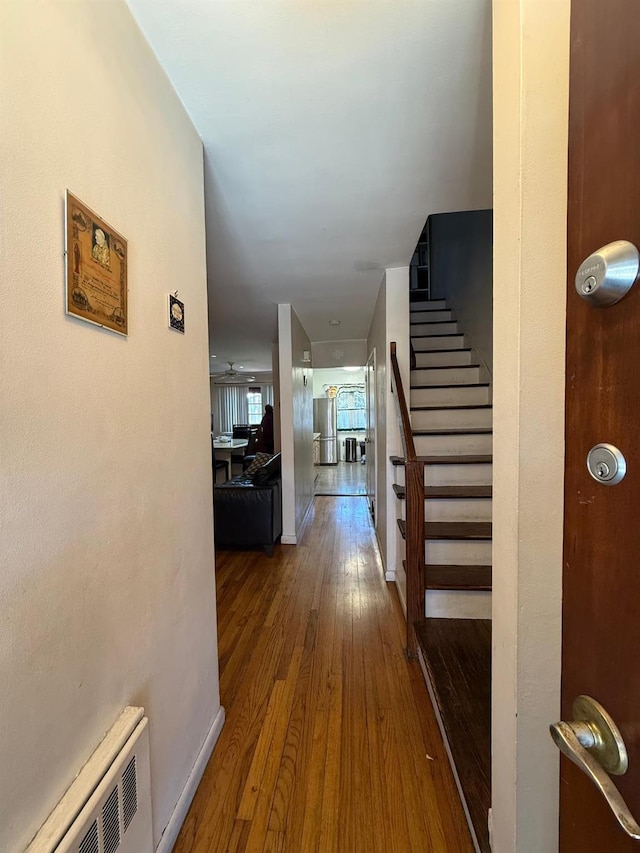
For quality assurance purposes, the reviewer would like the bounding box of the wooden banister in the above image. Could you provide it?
[390,342,425,659]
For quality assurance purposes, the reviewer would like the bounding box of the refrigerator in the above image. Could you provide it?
[313,397,338,465]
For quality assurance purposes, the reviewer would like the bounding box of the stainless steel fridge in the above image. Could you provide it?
[313,397,338,465]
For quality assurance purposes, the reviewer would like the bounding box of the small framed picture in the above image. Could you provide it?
[168,294,184,333]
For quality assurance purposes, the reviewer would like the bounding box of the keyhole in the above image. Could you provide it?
[596,461,610,479]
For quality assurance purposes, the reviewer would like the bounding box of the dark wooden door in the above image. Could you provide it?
[561,1,640,849]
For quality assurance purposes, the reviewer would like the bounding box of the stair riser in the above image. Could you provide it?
[413,433,493,456]
[399,498,492,523]
[427,463,492,486]
[411,310,452,323]
[394,462,493,487]
[425,539,492,564]
[410,299,447,311]
[411,407,492,429]
[424,589,492,620]
[414,350,473,367]
[411,321,458,336]
[410,385,490,406]
[412,335,466,351]
[411,366,481,386]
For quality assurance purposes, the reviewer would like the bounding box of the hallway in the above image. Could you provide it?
[313,461,367,496]
[173,497,472,852]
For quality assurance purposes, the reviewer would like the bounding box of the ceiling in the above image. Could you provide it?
[128,0,492,373]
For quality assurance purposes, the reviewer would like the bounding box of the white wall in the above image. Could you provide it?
[0,3,221,850]
[492,1,569,850]
[272,342,282,454]
[429,209,493,376]
[366,268,410,587]
[311,339,368,369]
[278,305,314,544]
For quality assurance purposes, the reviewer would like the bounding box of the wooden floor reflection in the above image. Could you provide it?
[314,461,367,496]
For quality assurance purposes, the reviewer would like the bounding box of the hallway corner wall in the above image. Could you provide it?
[492,0,569,850]
[367,267,410,593]
[0,3,220,850]
[278,304,314,543]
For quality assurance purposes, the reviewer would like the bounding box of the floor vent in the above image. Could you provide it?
[26,707,152,853]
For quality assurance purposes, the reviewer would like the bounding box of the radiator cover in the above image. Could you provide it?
[27,708,153,853]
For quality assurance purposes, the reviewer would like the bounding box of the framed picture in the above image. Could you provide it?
[168,293,185,333]
[65,191,128,335]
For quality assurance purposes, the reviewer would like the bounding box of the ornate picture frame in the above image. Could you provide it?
[65,190,128,335]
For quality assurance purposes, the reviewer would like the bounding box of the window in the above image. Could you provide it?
[247,389,262,424]
[336,384,366,430]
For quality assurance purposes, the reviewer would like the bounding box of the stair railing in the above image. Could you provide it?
[390,342,425,659]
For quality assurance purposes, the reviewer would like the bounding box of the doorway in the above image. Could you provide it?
[312,365,367,496]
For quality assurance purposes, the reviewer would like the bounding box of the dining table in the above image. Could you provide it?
[211,437,248,463]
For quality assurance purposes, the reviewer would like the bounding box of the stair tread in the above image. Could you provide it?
[410,382,490,389]
[409,305,450,312]
[409,316,458,326]
[414,347,473,353]
[393,484,492,499]
[414,618,491,853]
[410,363,481,370]
[426,565,492,591]
[411,404,492,411]
[390,454,493,466]
[403,560,492,591]
[411,333,463,339]
[397,519,492,540]
[412,428,492,436]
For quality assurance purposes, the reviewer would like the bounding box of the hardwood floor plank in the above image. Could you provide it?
[172,497,473,853]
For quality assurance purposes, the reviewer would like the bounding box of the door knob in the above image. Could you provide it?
[575,240,639,306]
[550,695,640,839]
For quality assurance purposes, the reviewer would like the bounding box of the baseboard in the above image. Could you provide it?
[298,495,314,539]
[395,576,407,617]
[374,528,386,571]
[281,534,297,545]
[156,705,226,853]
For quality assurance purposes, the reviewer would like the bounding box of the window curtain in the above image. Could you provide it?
[262,384,274,407]
[336,384,366,430]
[211,385,250,434]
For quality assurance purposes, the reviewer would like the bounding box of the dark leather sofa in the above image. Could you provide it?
[213,453,282,557]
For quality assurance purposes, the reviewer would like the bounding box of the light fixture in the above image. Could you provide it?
[210,355,217,358]
[329,319,341,326]
[343,366,360,372]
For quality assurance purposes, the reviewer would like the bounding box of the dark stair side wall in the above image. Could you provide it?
[428,210,493,377]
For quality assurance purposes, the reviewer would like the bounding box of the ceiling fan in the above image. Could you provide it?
[211,361,255,384]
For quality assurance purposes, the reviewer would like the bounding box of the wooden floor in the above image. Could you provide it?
[314,461,367,496]
[173,496,473,853]
[415,619,492,853]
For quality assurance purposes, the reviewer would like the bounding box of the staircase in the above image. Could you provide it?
[391,295,492,853]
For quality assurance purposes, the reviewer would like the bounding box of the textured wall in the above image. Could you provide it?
[492,0,569,850]
[278,305,314,543]
[0,3,220,849]
[366,267,410,589]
